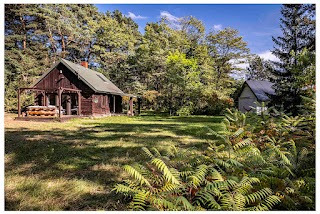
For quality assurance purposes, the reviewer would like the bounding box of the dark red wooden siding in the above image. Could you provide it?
[92,94,111,115]
[34,63,123,116]
[34,63,95,115]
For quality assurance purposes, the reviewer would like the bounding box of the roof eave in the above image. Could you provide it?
[95,90,136,97]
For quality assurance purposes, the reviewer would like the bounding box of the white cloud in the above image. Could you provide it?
[231,51,279,73]
[230,51,280,80]
[236,62,249,70]
[127,12,147,20]
[160,11,180,22]
[159,11,182,29]
[229,59,248,70]
[258,51,279,62]
[213,24,222,31]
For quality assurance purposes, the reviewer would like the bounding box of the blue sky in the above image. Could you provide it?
[95,4,282,60]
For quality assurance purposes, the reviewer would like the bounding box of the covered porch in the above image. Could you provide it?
[17,87,82,119]
[16,87,138,121]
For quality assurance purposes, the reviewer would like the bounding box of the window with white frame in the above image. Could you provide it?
[256,106,268,115]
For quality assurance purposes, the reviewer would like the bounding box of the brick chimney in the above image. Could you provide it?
[80,61,88,68]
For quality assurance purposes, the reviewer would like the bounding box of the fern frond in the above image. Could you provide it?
[232,128,244,138]
[189,164,208,187]
[175,196,194,210]
[273,146,291,166]
[208,168,224,181]
[142,147,154,159]
[112,183,140,195]
[130,191,149,210]
[246,204,269,211]
[239,176,260,186]
[236,183,253,195]
[298,147,309,162]
[285,187,295,194]
[262,195,281,210]
[180,170,194,178]
[160,182,180,193]
[195,191,221,210]
[234,193,246,210]
[123,165,152,187]
[206,126,226,141]
[220,193,238,210]
[205,181,228,191]
[151,158,180,184]
[214,158,232,169]
[226,159,244,168]
[233,138,252,150]
[245,188,272,204]
[150,196,177,210]
[300,168,315,177]
[164,145,180,158]
[226,179,238,189]
[151,148,162,157]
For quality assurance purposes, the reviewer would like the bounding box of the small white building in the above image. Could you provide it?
[238,80,275,113]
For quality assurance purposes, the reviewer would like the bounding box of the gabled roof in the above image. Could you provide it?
[245,80,275,101]
[32,58,135,97]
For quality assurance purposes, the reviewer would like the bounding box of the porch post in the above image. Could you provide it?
[66,94,71,115]
[17,89,21,118]
[46,94,50,106]
[58,88,62,118]
[55,94,59,107]
[113,95,116,113]
[129,97,133,116]
[41,92,45,106]
[77,92,81,116]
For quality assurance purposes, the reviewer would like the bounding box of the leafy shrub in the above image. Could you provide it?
[176,106,193,116]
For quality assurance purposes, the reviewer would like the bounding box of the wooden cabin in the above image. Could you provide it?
[17,58,137,120]
[238,80,275,114]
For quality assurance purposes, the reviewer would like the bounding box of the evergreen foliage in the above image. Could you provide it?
[270,4,315,115]
[246,55,274,81]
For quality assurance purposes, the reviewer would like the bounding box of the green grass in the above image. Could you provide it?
[5,113,224,210]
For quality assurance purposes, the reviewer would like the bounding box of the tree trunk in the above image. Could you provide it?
[19,14,26,50]
[58,26,66,58]
[47,25,57,60]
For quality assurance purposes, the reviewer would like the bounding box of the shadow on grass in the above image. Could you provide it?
[5,115,224,210]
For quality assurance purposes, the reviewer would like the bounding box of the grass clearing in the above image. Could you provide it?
[5,113,223,210]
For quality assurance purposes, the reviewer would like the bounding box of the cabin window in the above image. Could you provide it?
[256,106,268,115]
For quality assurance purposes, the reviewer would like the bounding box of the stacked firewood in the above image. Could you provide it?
[27,106,57,117]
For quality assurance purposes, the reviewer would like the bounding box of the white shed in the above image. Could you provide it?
[238,80,275,113]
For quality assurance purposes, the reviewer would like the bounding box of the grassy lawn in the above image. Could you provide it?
[5,113,224,211]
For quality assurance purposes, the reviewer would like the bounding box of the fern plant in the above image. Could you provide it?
[113,146,281,211]
[113,146,196,211]
[113,107,314,210]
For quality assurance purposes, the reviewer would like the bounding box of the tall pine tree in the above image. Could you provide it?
[270,4,315,115]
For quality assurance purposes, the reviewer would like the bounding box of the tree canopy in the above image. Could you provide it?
[4,4,315,116]
[270,4,315,115]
